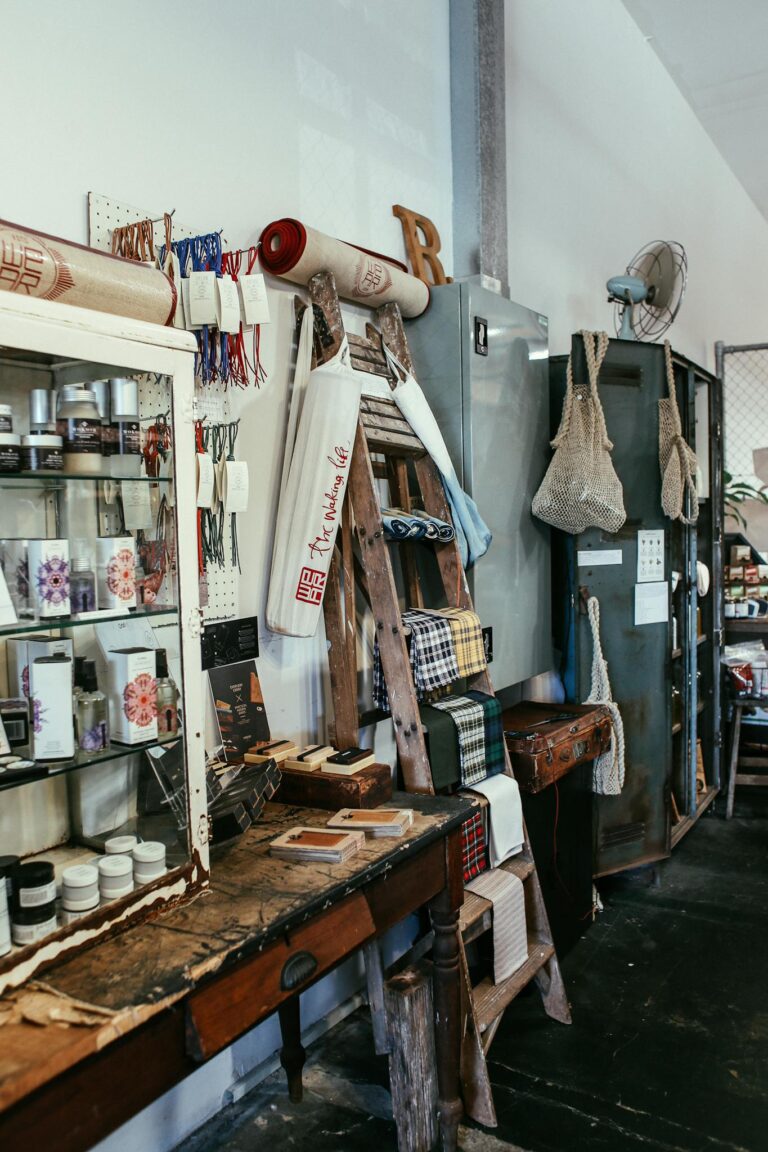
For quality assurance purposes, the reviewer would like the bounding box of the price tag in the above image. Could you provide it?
[188,271,218,327]
[181,278,199,331]
[121,481,153,530]
[239,273,270,326]
[196,452,215,509]
[223,460,249,513]
[215,275,241,334]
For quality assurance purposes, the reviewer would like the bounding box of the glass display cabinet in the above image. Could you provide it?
[0,291,208,993]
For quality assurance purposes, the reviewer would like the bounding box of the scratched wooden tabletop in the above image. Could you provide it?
[0,794,470,1112]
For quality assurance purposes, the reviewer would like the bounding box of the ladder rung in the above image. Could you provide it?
[473,936,555,1031]
[459,891,493,943]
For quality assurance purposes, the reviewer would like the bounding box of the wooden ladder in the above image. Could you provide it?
[300,270,571,1124]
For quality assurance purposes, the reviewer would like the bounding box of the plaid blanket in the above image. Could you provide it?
[431,694,486,786]
[466,689,506,777]
[460,808,488,883]
[373,609,459,711]
[423,608,486,679]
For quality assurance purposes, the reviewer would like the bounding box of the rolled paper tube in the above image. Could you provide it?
[259,218,430,319]
[0,219,177,326]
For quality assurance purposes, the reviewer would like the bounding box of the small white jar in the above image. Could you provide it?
[132,841,166,885]
[61,863,99,912]
[105,835,139,855]
[98,854,133,901]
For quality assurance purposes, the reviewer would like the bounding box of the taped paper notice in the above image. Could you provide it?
[634,581,668,626]
[637,529,665,583]
[121,481,152,530]
[577,549,622,567]
[239,274,270,326]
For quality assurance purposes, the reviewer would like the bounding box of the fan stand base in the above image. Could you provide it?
[618,302,637,340]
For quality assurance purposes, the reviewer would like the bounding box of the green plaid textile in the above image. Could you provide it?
[431,694,486,786]
[466,690,505,777]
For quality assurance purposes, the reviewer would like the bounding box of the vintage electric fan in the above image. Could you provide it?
[606,240,688,340]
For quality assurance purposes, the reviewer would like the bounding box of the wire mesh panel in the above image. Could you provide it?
[721,345,768,486]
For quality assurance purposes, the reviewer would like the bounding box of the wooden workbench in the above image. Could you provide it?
[0,794,470,1152]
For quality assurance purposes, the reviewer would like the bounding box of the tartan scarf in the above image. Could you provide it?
[460,808,488,883]
[431,694,486,786]
[373,609,459,711]
[465,689,506,777]
[422,608,486,679]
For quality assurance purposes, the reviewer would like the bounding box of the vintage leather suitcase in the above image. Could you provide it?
[503,701,612,793]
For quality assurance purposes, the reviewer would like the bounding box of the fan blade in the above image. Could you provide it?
[635,242,676,310]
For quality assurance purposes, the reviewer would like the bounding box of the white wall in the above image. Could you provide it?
[1,2,453,1149]
[504,0,768,367]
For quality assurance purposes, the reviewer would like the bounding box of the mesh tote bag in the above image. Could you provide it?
[584,596,626,796]
[659,339,699,524]
[532,330,626,535]
[266,307,362,636]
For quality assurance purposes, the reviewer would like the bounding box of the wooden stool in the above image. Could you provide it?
[726,698,768,818]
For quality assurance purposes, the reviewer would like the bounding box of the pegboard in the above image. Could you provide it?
[88,192,239,622]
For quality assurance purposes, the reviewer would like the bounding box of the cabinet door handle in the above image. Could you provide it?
[281,950,318,991]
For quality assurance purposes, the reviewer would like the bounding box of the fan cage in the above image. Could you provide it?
[613,240,688,341]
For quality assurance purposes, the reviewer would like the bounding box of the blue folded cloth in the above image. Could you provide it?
[381,507,455,542]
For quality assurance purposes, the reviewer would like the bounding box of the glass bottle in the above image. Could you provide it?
[76,660,109,752]
[155,648,179,735]
[70,555,97,613]
[57,386,103,475]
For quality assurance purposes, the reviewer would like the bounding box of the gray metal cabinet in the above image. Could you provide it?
[406,281,552,691]
[551,338,722,877]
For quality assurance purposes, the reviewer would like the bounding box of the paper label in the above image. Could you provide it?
[197,452,215,509]
[188,271,218,327]
[216,275,241,334]
[577,549,622,567]
[239,274,270,326]
[19,881,57,907]
[181,278,198,331]
[121,480,153,530]
[224,460,249,513]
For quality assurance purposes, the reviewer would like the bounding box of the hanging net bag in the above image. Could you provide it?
[584,596,626,796]
[659,339,699,524]
[532,330,626,535]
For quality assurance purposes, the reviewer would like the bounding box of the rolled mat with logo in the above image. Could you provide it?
[258,218,429,318]
[0,219,177,326]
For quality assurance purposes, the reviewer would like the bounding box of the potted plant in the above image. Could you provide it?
[723,469,768,529]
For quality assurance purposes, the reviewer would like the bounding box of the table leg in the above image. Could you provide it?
[726,704,743,820]
[278,997,305,1103]
[429,887,463,1152]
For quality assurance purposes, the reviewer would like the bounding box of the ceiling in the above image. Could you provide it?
[623,0,768,220]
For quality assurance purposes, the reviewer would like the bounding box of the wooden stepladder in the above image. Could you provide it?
[300,270,571,1126]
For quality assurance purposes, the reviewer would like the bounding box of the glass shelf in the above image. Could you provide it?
[0,472,168,490]
[0,732,183,793]
[0,603,177,638]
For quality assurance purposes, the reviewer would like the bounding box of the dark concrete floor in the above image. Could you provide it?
[176,792,767,1152]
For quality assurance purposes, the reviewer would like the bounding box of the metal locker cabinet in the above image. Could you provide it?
[551,338,676,876]
[406,281,552,691]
